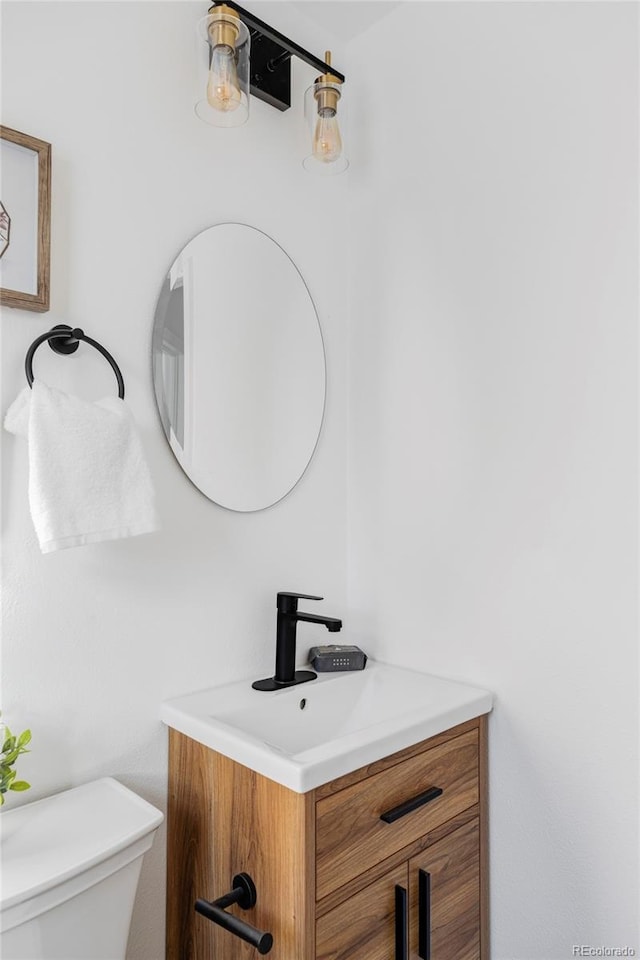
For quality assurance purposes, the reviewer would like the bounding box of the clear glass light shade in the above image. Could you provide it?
[303,81,348,175]
[195,11,250,128]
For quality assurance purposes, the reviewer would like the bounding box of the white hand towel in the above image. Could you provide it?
[4,380,159,553]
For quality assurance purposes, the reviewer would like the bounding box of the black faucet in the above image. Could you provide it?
[252,592,342,692]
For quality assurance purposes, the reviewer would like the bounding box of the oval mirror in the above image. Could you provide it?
[152,224,326,511]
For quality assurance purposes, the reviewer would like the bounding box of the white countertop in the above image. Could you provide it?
[161,660,493,793]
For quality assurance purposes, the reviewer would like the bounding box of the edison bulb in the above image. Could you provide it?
[312,111,343,164]
[207,44,241,112]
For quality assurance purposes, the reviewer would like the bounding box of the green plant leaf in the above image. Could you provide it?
[17,730,32,748]
[0,725,32,801]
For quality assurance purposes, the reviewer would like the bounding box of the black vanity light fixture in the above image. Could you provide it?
[195,2,348,174]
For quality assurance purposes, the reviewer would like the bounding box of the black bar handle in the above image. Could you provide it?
[277,591,323,602]
[380,786,444,824]
[418,869,431,959]
[195,873,273,955]
[395,885,408,960]
[276,592,323,615]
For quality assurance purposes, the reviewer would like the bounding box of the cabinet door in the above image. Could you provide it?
[409,818,480,960]
[316,864,409,960]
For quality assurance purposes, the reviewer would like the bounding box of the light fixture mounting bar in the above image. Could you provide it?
[210,1,345,112]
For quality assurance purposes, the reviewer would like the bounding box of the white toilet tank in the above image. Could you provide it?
[0,777,163,960]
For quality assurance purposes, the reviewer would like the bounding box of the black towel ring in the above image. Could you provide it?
[25,325,125,400]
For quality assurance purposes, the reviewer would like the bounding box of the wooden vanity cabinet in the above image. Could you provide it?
[166,714,488,960]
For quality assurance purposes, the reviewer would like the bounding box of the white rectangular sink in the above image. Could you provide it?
[161,660,493,793]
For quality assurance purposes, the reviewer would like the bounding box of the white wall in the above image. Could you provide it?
[0,4,348,957]
[347,3,638,957]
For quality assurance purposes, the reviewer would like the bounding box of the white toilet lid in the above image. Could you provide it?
[0,777,163,910]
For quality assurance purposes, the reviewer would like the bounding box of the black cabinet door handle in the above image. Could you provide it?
[395,884,408,960]
[418,869,431,960]
[380,786,444,824]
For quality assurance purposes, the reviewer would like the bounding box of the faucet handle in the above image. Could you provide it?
[278,592,323,601]
[277,591,323,613]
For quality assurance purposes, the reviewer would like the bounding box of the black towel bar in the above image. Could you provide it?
[25,325,125,399]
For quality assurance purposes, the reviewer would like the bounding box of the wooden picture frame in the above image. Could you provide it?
[0,126,51,312]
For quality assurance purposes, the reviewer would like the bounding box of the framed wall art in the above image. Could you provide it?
[0,126,51,312]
